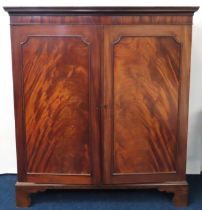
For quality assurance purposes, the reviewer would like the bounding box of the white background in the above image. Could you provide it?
[0,0,202,174]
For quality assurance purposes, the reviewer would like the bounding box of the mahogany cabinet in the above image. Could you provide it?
[4,6,199,207]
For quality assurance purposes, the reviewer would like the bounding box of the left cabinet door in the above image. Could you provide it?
[11,25,101,185]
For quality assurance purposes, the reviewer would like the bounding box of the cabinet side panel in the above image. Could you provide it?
[23,36,91,174]
[113,37,180,174]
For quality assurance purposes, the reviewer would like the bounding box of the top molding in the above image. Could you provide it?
[3,6,200,16]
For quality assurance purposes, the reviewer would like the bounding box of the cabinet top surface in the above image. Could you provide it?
[3,6,199,16]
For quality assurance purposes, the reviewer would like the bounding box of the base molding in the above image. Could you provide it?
[16,181,189,208]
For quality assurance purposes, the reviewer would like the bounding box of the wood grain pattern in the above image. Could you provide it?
[103,25,191,185]
[11,25,101,184]
[10,15,193,25]
[113,36,180,174]
[22,36,91,174]
[5,7,198,207]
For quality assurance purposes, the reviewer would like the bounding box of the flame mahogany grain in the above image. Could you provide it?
[113,36,180,174]
[4,6,199,208]
[10,25,102,185]
[23,36,91,175]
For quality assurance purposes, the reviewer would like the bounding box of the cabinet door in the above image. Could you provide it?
[12,25,101,184]
[103,25,192,184]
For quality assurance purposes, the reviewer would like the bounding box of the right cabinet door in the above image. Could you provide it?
[103,25,192,184]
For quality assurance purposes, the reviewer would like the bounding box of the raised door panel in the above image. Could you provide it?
[11,26,101,184]
[24,36,90,174]
[103,25,192,184]
[113,36,179,174]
